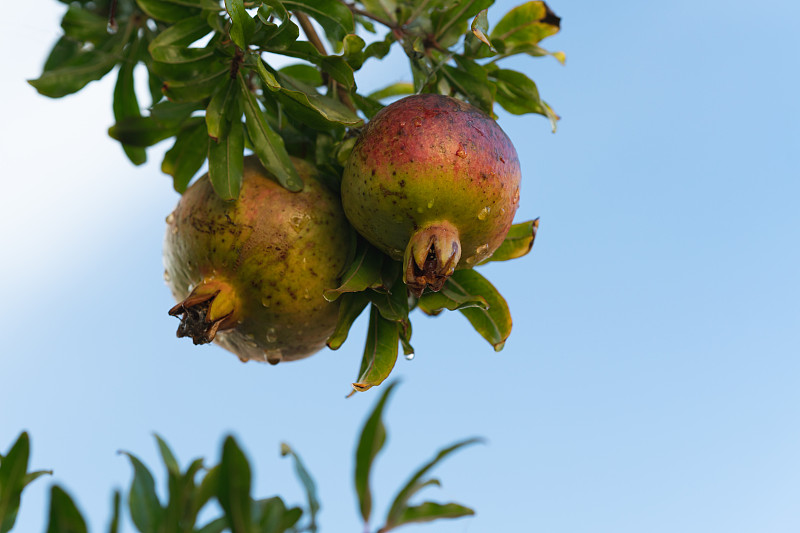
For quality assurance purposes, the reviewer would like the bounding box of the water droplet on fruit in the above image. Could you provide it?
[413,118,422,127]
[391,248,403,257]
[476,244,489,256]
[266,328,277,343]
[290,213,310,231]
[165,212,175,224]
[265,349,282,365]
[405,352,415,361]
[477,206,490,220]
[464,255,477,265]
[163,270,171,282]
[261,297,270,308]
[303,288,312,300]
[456,147,467,158]
[513,187,520,205]
[171,225,178,234]
[416,206,424,213]
[427,199,434,208]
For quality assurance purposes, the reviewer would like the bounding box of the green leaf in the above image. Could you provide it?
[46,486,88,533]
[277,74,363,127]
[490,69,559,130]
[206,76,240,140]
[238,73,303,191]
[252,57,280,92]
[390,502,474,529]
[254,497,303,532]
[107,490,121,533]
[136,0,201,23]
[417,282,488,315]
[163,120,209,192]
[148,15,214,63]
[481,219,539,263]
[61,6,109,43]
[280,444,319,532]
[327,291,371,350]
[0,433,30,533]
[354,381,397,523]
[470,9,495,52]
[449,269,512,351]
[217,436,252,533]
[431,0,493,48]
[108,116,193,147]
[225,0,255,49]
[385,438,482,529]
[368,82,414,101]
[28,50,119,98]
[353,305,399,393]
[351,93,383,120]
[282,0,354,44]
[442,56,494,114]
[196,516,227,533]
[113,35,147,165]
[208,120,244,200]
[399,319,414,357]
[121,452,164,533]
[42,36,81,72]
[342,33,365,69]
[490,1,561,49]
[370,284,409,323]
[195,465,220,514]
[279,64,323,87]
[323,242,384,301]
[162,68,229,102]
[153,434,180,476]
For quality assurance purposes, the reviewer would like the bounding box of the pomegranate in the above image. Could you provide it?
[341,94,521,296]
[164,156,352,363]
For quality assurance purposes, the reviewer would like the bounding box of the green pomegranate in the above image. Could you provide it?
[341,94,521,296]
[164,156,352,364]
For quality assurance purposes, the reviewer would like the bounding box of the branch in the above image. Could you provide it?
[341,1,400,31]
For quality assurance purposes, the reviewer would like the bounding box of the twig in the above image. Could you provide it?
[342,1,399,31]
[292,11,357,113]
[294,11,328,55]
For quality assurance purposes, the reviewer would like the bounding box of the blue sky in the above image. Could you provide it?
[2,1,799,532]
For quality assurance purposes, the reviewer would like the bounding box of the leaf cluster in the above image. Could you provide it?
[30,0,559,392]
[3,383,479,532]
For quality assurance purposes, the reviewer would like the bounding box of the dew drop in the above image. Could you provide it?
[455,147,467,159]
[290,213,311,231]
[464,256,477,265]
[171,225,179,234]
[405,352,415,361]
[106,21,118,34]
[390,248,403,257]
[427,199,435,209]
[266,328,277,343]
[265,349,282,365]
[416,206,424,213]
[261,297,270,308]
[476,244,489,256]
[163,270,171,282]
[477,206,490,220]
[513,187,520,205]
[303,288,312,300]
[165,212,175,224]
[413,118,422,127]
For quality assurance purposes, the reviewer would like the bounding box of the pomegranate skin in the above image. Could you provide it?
[341,94,521,294]
[164,156,352,363]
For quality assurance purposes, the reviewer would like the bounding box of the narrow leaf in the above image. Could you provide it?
[208,120,244,200]
[490,1,561,48]
[206,76,239,140]
[353,305,399,393]
[280,444,320,532]
[113,35,146,165]
[0,432,30,533]
[450,270,512,351]
[327,291,371,350]
[136,0,200,23]
[385,438,483,528]
[162,119,209,193]
[390,502,474,529]
[225,0,255,49]
[121,452,164,533]
[323,242,384,301]
[107,490,121,533]
[46,486,88,533]
[470,9,495,52]
[481,219,539,263]
[217,436,252,533]
[238,73,302,191]
[153,434,180,476]
[354,381,398,523]
[43,36,81,72]
[29,50,119,98]
[162,68,228,102]
[367,82,413,101]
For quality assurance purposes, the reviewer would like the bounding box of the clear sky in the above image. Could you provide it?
[2,1,799,532]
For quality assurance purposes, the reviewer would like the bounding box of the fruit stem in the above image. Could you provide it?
[168,280,239,345]
[403,221,461,297]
